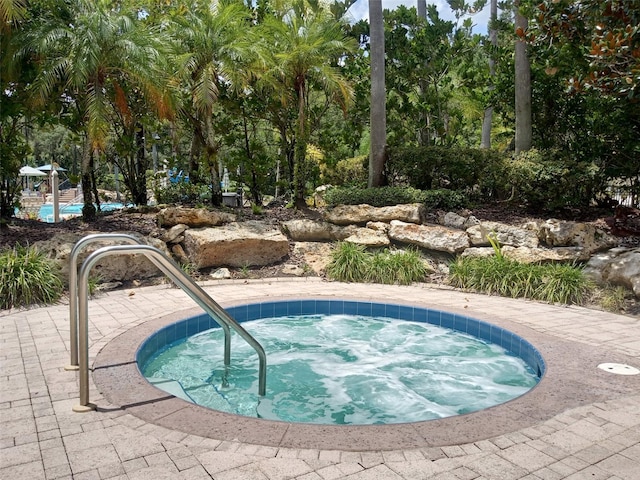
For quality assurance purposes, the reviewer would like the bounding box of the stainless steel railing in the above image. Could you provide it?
[71,242,267,412]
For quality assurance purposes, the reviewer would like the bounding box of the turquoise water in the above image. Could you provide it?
[38,202,126,221]
[142,314,539,425]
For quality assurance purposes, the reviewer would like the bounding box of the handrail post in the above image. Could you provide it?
[66,234,142,371]
[73,244,267,412]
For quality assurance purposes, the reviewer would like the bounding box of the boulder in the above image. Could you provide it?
[343,227,391,247]
[292,242,334,275]
[161,224,188,243]
[584,248,640,297]
[466,221,539,248]
[539,219,617,253]
[281,264,306,276]
[158,207,235,228]
[460,247,497,259]
[324,203,424,225]
[34,232,170,284]
[388,220,470,254]
[501,246,587,264]
[182,221,290,268]
[366,221,390,233]
[281,219,355,242]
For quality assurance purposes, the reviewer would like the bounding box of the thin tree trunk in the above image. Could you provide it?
[369,0,387,187]
[80,136,96,221]
[417,0,426,19]
[293,79,308,208]
[514,0,532,153]
[481,0,497,149]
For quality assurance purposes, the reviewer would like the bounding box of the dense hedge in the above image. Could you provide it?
[388,146,604,209]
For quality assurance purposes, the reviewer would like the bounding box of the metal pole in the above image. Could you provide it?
[66,234,143,371]
[52,168,60,223]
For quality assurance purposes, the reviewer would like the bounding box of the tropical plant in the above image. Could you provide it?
[170,1,258,206]
[21,0,170,219]
[0,244,64,309]
[259,1,356,207]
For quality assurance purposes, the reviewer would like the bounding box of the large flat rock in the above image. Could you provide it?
[183,221,290,268]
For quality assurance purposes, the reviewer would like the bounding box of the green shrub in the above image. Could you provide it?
[324,186,425,207]
[322,155,368,187]
[449,255,593,305]
[326,243,427,285]
[155,182,210,205]
[388,146,506,198]
[0,244,64,309]
[423,189,468,210]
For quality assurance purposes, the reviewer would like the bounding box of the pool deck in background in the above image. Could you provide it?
[1,278,639,479]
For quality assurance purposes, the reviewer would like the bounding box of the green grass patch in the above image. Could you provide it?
[326,243,427,285]
[0,244,64,309]
[449,255,593,305]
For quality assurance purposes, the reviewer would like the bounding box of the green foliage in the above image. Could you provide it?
[155,182,210,206]
[326,243,427,285]
[593,285,630,313]
[326,242,369,283]
[507,149,600,209]
[449,256,593,305]
[389,146,506,198]
[324,186,425,207]
[423,189,468,210]
[321,155,368,187]
[0,244,64,309]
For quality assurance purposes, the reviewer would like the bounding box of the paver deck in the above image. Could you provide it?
[1,278,639,479]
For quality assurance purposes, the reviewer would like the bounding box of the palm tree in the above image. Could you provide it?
[514,0,532,153]
[369,0,386,187]
[22,0,169,219]
[172,1,256,206]
[261,1,356,207]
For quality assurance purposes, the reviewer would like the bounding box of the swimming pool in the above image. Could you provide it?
[138,300,544,426]
[38,202,127,222]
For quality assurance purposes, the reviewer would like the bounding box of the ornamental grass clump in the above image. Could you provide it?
[326,243,427,285]
[0,244,64,309]
[449,255,593,305]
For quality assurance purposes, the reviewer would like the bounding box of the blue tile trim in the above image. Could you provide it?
[136,300,546,380]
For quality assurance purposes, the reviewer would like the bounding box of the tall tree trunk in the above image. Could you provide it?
[417,0,426,19]
[293,78,308,208]
[514,0,532,153]
[481,0,497,149]
[369,0,387,187]
[80,136,96,222]
[132,124,148,205]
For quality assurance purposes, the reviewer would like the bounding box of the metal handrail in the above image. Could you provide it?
[73,244,267,412]
[66,234,147,370]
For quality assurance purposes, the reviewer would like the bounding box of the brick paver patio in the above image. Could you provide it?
[1,278,639,479]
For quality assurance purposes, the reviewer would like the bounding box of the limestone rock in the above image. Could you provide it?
[366,221,389,233]
[539,219,616,253]
[210,268,231,279]
[281,264,305,276]
[171,244,189,264]
[292,242,333,275]
[281,219,355,242]
[34,232,169,284]
[501,246,587,264]
[466,221,539,248]
[158,207,235,228]
[584,248,640,297]
[441,212,466,229]
[344,227,391,247]
[324,203,424,225]
[161,224,188,243]
[460,247,497,258]
[389,220,470,253]
[183,221,289,268]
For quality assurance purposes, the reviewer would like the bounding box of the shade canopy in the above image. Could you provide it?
[20,166,47,177]
[37,164,67,171]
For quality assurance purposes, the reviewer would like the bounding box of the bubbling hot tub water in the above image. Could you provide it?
[139,301,543,425]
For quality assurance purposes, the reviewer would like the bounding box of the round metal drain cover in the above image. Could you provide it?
[597,363,640,375]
